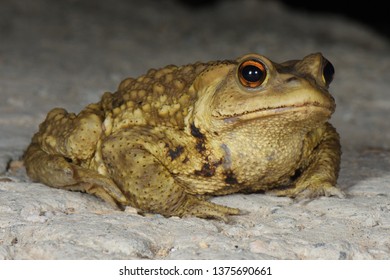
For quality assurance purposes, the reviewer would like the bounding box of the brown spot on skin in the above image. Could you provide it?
[190,123,204,139]
[168,145,184,160]
[224,170,238,185]
[182,156,189,164]
[190,123,207,153]
[195,141,206,153]
[195,163,215,177]
[194,159,222,177]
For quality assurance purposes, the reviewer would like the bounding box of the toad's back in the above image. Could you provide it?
[99,61,233,133]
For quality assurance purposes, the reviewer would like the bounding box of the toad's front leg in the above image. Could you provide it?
[271,122,344,198]
[101,131,240,221]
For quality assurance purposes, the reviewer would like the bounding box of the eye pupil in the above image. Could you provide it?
[242,65,264,83]
[323,60,335,85]
[238,59,267,88]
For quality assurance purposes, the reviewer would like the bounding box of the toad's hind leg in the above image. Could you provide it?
[102,135,240,221]
[24,142,127,207]
[23,106,127,207]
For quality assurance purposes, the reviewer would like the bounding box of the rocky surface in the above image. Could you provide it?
[0,0,389,259]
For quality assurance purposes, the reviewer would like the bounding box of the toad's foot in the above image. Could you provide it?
[270,181,345,199]
[174,196,240,222]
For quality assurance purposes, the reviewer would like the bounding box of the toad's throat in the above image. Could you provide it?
[214,102,333,121]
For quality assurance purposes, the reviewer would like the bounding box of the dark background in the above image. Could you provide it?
[179,0,389,39]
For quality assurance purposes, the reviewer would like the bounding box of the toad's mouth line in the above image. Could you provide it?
[214,102,333,121]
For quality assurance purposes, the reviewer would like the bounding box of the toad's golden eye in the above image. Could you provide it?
[238,59,267,88]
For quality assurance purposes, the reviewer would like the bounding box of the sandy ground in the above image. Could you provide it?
[0,0,389,259]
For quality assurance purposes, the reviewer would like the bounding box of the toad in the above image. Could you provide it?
[24,53,342,220]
